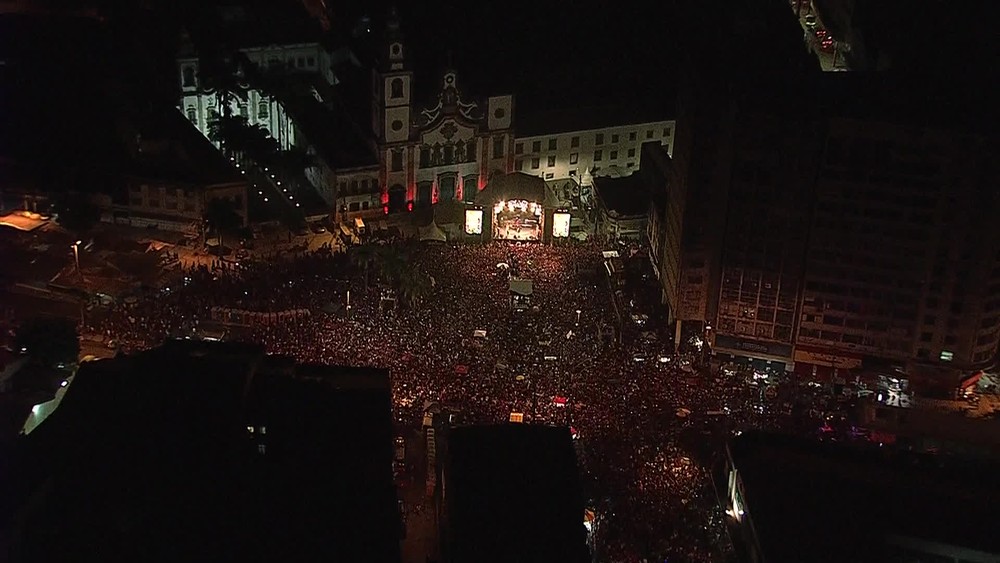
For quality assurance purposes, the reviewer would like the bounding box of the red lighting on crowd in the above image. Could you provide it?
[383,204,389,215]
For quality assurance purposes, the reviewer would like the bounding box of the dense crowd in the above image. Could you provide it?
[86,239,811,562]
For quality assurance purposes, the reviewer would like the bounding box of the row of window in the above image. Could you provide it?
[515,127,672,154]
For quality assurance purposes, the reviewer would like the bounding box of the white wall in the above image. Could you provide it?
[515,120,675,181]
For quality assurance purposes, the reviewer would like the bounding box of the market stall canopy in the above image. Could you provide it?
[475,172,560,209]
[509,278,533,296]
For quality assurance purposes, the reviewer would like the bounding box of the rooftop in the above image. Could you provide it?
[444,424,589,563]
[516,104,674,138]
[594,174,649,217]
[6,340,400,563]
[730,431,1000,563]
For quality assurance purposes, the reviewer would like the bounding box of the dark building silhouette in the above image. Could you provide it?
[440,425,589,563]
[722,431,1000,562]
[3,340,401,563]
[655,0,1000,391]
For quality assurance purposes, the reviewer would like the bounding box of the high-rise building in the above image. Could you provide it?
[794,77,1000,390]
[670,0,820,368]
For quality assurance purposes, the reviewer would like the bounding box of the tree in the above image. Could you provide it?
[15,316,80,368]
[203,197,242,250]
[397,267,432,309]
[53,192,101,236]
[349,244,382,290]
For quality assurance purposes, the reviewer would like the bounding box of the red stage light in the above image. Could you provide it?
[407,201,414,212]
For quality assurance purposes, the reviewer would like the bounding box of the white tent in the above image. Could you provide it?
[418,221,447,242]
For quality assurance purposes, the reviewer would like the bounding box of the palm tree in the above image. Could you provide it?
[203,197,242,251]
[349,244,382,290]
[398,267,432,309]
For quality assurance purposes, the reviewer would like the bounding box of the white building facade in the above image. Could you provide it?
[514,123,675,185]
[175,42,336,150]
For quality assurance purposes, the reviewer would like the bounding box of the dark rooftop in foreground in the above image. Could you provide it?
[594,174,650,217]
[728,431,1000,563]
[443,424,589,563]
[515,104,674,137]
[4,340,400,563]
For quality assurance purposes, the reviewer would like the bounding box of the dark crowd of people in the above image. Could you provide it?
[84,239,822,562]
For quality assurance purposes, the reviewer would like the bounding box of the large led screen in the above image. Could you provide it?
[552,211,571,238]
[465,208,484,235]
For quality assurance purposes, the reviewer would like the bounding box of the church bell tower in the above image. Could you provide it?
[372,8,412,145]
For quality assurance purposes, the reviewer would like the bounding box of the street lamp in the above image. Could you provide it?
[575,309,582,325]
[71,240,82,275]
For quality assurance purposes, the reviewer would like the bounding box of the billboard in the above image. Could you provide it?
[464,208,483,235]
[552,211,571,238]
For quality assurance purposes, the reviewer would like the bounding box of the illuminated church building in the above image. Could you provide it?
[369,17,514,212]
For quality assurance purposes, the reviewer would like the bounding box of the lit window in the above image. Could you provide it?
[940,350,954,362]
[260,425,267,435]
[247,425,254,433]
[545,172,554,179]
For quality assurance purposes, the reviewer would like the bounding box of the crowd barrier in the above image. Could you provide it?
[209,306,310,326]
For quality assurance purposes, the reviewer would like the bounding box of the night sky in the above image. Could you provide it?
[337,0,680,114]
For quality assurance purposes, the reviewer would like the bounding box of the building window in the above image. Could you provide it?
[569,153,578,165]
[419,146,430,168]
[532,140,541,152]
[596,133,604,145]
[349,202,360,211]
[239,102,248,118]
[594,149,603,162]
[390,77,404,99]
[627,148,636,158]
[257,97,269,119]
[569,169,577,177]
[531,158,540,169]
[663,126,672,137]
[548,139,557,150]
[547,155,556,167]
[350,180,359,194]
[610,150,618,160]
[444,143,454,164]
[258,444,266,454]
[646,130,654,139]
[545,172,554,179]
[940,350,954,362]
[493,136,504,159]
[362,201,370,210]
[515,142,523,154]
[611,134,619,143]
[515,159,524,171]
[186,107,197,123]
[571,136,580,148]
[391,150,403,171]
[627,162,634,168]
[182,67,196,87]
[629,131,636,141]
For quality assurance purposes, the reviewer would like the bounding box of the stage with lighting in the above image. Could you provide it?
[473,172,561,243]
